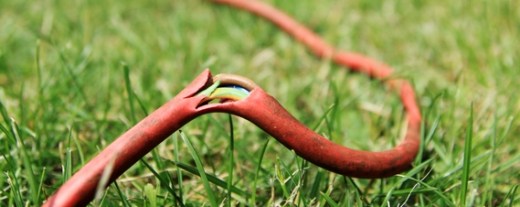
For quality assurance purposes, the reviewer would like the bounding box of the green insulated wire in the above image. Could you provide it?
[198,81,221,97]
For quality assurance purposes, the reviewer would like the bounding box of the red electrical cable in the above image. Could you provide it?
[211,0,421,177]
[43,1,421,206]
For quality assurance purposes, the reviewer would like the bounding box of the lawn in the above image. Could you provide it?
[1,0,519,206]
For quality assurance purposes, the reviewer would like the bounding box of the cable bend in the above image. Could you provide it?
[199,84,420,178]
[211,0,422,177]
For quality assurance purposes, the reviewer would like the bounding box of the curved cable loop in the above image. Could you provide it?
[211,0,422,177]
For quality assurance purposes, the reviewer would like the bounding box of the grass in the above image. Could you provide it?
[1,0,519,206]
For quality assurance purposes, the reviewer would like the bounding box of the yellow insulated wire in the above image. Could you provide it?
[208,87,249,101]
[198,80,250,102]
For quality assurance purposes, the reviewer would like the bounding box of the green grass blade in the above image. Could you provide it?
[320,191,339,207]
[70,127,85,165]
[275,158,289,199]
[4,154,23,207]
[114,181,131,207]
[36,167,46,205]
[179,130,218,207]
[144,183,158,207]
[10,118,39,205]
[502,184,518,207]
[64,126,73,180]
[460,105,473,206]
[0,101,10,124]
[394,174,455,206]
[251,139,270,205]
[226,114,235,207]
[379,188,395,207]
[167,160,250,198]
[123,63,137,124]
[57,48,90,106]
[139,159,184,206]
[173,133,185,205]
[309,170,324,199]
